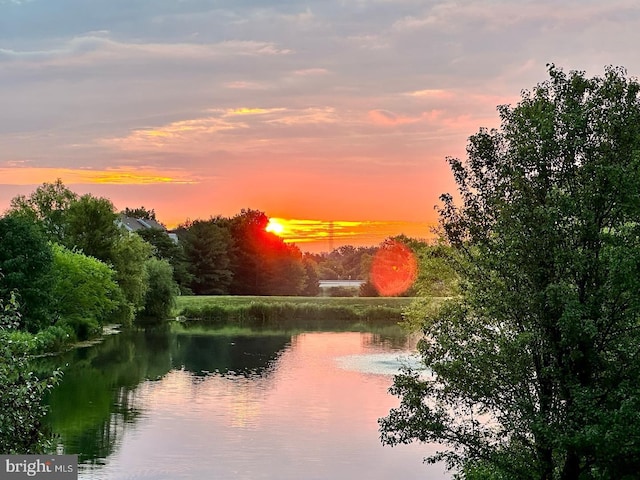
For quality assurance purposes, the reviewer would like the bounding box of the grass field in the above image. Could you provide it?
[173,295,415,328]
[175,295,414,312]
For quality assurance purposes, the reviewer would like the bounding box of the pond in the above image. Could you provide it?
[43,323,449,480]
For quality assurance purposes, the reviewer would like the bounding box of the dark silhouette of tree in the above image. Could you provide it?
[177,218,234,295]
[121,206,157,221]
[229,209,310,295]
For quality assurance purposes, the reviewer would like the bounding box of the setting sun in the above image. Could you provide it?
[266,218,286,236]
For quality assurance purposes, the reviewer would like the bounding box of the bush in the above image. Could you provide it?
[326,286,358,297]
[138,258,178,323]
[59,315,100,341]
[0,292,60,453]
[34,324,75,353]
[50,243,123,333]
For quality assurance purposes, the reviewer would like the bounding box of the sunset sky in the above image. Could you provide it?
[2,1,640,251]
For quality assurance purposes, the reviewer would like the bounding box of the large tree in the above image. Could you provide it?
[65,194,120,262]
[178,218,234,295]
[8,178,77,243]
[0,215,54,332]
[380,66,640,479]
[228,209,310,295]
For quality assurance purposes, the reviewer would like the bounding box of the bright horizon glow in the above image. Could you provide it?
[262,217,436,252]
[266,218,286,236]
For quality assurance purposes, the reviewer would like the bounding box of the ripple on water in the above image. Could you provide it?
[335,352,430,377]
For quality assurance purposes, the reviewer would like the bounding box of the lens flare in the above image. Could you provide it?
[370,240,417,296]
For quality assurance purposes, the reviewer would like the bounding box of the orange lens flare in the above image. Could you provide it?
[370,240,417,296]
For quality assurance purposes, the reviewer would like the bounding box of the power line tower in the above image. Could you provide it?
[328,220,334,252]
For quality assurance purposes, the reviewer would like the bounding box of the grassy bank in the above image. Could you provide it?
[174,295,413,329]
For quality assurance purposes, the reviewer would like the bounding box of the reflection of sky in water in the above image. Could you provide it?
[54,331,449,480]
[335,352,428,377]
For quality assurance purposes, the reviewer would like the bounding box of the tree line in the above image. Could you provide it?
[1,180,456,341]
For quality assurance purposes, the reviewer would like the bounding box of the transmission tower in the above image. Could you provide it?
[328,220,335,252]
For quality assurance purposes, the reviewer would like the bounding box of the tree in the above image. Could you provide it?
[121,206,157,221]
[50,244,123,339]
[412,240,460,298]
[264,243,307,295]
[178,218,233,295]
[0,215,54,331]
[380,66,640,479]
[8,179,77,243]
[300,257,321,296]
[110,233,153,324]
[139,258,177,322]
[135,227,193,294]
[228,209,309,295]
[65,194,120,262]
[228,209,270,295]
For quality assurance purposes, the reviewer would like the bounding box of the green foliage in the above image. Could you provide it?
[135,228,193,294]
[179,300,403,327]
[139,258,178,322]
[0,215,54,332]
[0,292,60,453]
[175,294,412,311]
[50,243,122,338]
[7,178,78,243]
[300,258,321,296]
[380,66,640,479]
[313,245,378,280]
[413,241,460,297]
[327,286,358,297]
[177,218,233,295]
[65,194,120,262]
[33,324,75,353]
[175,295,409,331]
[110,233,153,324]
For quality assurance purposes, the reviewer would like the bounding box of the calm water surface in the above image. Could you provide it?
[44,324,449,480]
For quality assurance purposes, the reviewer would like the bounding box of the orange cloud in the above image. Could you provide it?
[103,116,245,151]
[224,107,286,116]
[0,167,197,185]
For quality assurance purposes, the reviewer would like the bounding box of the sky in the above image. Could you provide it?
[2,0,640,251]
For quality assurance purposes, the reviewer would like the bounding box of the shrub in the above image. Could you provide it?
[50,243,123,334]
[138,258,178,323]
[34,324,75,353]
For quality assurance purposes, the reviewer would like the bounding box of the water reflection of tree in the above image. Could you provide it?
[173,333,290,377]
[42,327,291,463]
[360,326,417,351]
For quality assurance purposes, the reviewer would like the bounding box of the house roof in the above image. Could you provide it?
[118,215,166,232]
